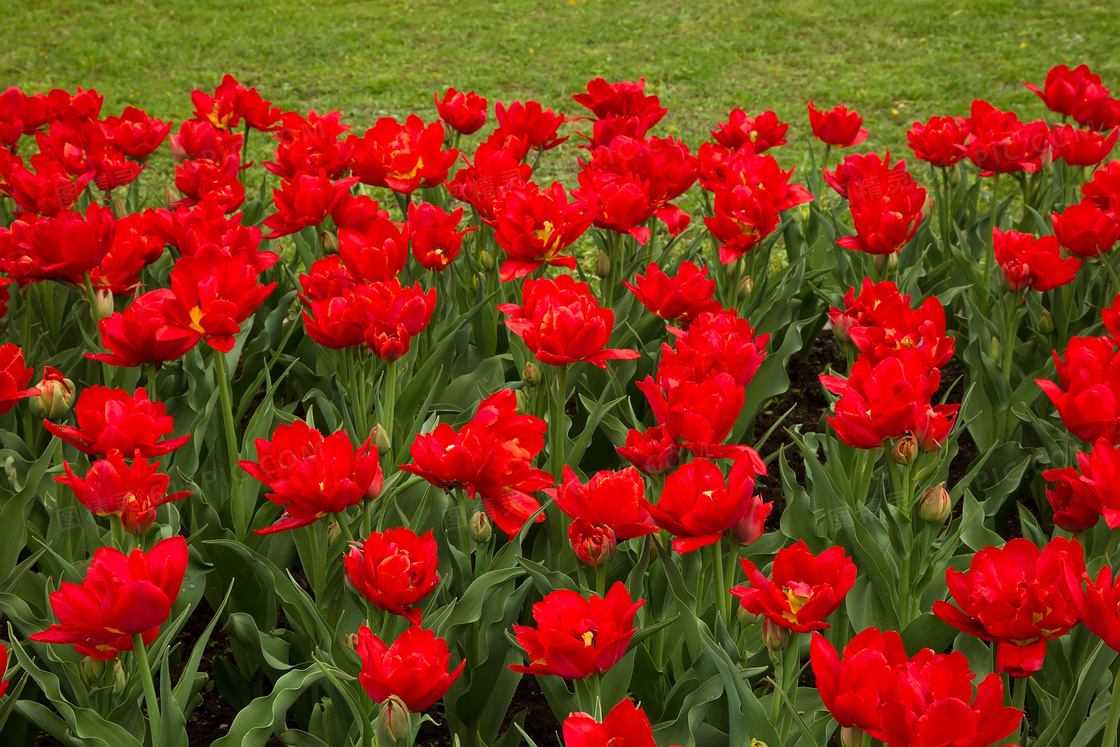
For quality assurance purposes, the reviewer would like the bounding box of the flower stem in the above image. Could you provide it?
[984,173,1001,294]
[1104,662,1120,747]
[710,540,729,624]
[213,350,246,537]
[382,359,399,458]
[1012,673,1029,745]
[131,633,162,745]
[548,363,568,555]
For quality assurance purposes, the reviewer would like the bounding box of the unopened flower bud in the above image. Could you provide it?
[919,483,951,524]
[345,633,361,651]
[376,695,411,744]
[595,249,611,278]
[762,618,789,652]
[94,289,114,320]
[795,204,811,225]
[840,727,865,747]
[111,196,128,220]
[112,660,128,696]
[320,230,338,254]
[570,520,616,568]
[892,434,918,465]
[989,335,1001,361]
[523,362,541,387]
[478,250,494,272]
[165,187,180,208]
[749,740,770,747]
[30,367,75,420]
[372,424,392,456]
[873,253,898,273]
[1038,310,1054,334]
[472,274,481,293]
[80,655,105,684]
[736,606,759,626]
[470,511,492,543]
[327,522,342,544]
[738,275,753,300]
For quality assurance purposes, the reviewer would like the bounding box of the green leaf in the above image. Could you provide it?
[211,665,326,747]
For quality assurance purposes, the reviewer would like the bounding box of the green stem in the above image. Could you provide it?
[110,516,125,551]
[1104,663,1120,747]
[82,273,112,386]
[131,633,162,745]
[455,487,472,562]
[984,173,1001,295]
[213,351,246,536]
[594,565,607,597]
[1012,674,1029,744]
[382,360,399,458]
[710,540,729,624]
[859,731,873,747]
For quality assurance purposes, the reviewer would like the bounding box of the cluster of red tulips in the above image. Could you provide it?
[0,59,1119,747]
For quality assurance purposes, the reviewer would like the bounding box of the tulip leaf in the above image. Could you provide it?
[211,665,326,747]
[900,612,957,657]
[277,728,330,747]
[0,443,54,586]
[697,620,780,747]
[516,555,579,595]
[160,645,190,747]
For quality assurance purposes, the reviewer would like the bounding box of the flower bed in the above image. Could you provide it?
[0,66,1118,746]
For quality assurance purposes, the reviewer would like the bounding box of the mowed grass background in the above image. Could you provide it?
[2,0,1119,193]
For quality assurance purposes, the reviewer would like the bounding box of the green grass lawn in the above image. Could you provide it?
[2,0,1118,189]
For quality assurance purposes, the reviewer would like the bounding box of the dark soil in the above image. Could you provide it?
[417,675,561,747]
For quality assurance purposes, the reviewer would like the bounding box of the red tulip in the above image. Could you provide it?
[704,185,780,264]
[500,274,640,369]
[878,648,1022,747]
[332,191,389,233]
[57,449,190,535]
[89,289,202,367]
[191,74,281,132]
[1025,64,1111,121]
[30,536,187,660]
[169,119,243,163]
[338,217,410,283]
[568,520,617,568]
[240,420,382,535]
[263,171,358,239]
[1065,564,1120,652]
[1042,438,1120,529]
[837,175,926,256]
[347,115,458,194]
[408,202,475,272]
[616,425,680,476]
[820,354,944,450]
[1051,123,1118,167]
[1037,335,1120,444]
[637,372,745,458]
[960,100,1051,176]
[807,102,869,148]
[1043,466,1102,533]
[446,140,533,223]
[400,421,495,497]
[172,155,245,213]
[698,150,812,210]
[907,116,969,168]
[510,582,644,678]
[829,280,954,369]
[102,106,172,159]
[86,212,166,296]
[1082,159,1120,210]
[2,203,114,284]
[710,109,788,153]
[811,627,910,741]
[932,537,1083,677]
[733,540,856,632]
[435,87,487,135]
[0,643,8,699]
[5,160,92,216]
[0,278,10,320]
[994,227,1081,292]
[0,343,37,416]
[493,100,572,152]
[264,110,353,181]
[563,699,663,747]
[644,456,767,553]
[44,386,189,457]
[823,151,911,201]
[344,528,439,624]
[622,261,720,326]
[493,181,596,281]
[552,466,657,541]
[663,308,770,388]
[351,280,437,361]
[1051,200,1120,258]
[572,78,666,127]
[164,246,275,352]
[356,625,463,712]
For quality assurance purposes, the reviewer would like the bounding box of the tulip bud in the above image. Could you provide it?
[478,250,494,272]
[891,434,918,465]
[1038,310,1054,334]
[738,275,753,300]
[320,230,338,254]
[372,424,392,456]
[873,253,898,273]
[165,187,180,208]
[736,606,759,626]
[327,522,342,544]
[522,362,541,387]
[345,632,361,651]
[112,660,128,696]
[989,335,1001,361]
[111,196,128,220]
[795,204,810,226]
[470,511,492,543]
[30,368,75,420]
[472,274,481,293]
[919,483,951,523]
[840,727,865,747]
[376,695,411,745]
[948,163,962,187]
[80,655,105,684]
[762,618,789,652]
[571,522,617,568]
[750,741,770,747]
[595,249,611,278]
